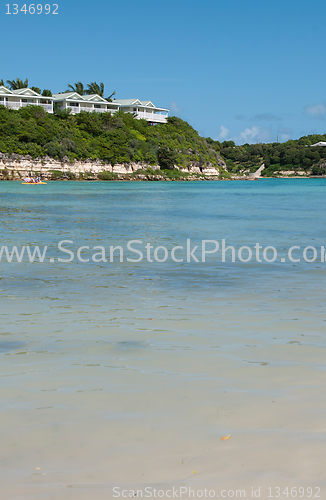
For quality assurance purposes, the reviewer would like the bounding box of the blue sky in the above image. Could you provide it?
[2,0,326,144]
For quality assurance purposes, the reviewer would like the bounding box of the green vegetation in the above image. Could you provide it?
[98,171,118,181]
[133,167,190,180]
[7,78,29,90]
[49,169,63,179]
[67,81,85,95]
[208,135,326,176]
[0,105,222,171]
[31,86,41,94]
[42,89,53,97]
[66,81,115,101]
[157,145,177,170]
[160,168,189,180]
[1,77,114,101]
[1,77,53,97]
[1,168,10,180]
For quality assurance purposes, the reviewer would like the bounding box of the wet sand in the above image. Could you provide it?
[0,180,325,498]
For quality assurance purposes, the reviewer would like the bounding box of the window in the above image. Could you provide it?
[69,102,79,107]
[94,104,101,109]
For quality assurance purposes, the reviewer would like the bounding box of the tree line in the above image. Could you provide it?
[0,78,115,101]
[206,136,326,176]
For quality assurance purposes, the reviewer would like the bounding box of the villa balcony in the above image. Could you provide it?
[67,106,117,115]
[1,101,53,112]
[136,111,168,123]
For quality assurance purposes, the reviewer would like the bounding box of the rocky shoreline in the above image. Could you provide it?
[1,153,324,182]
[0,153,226,181]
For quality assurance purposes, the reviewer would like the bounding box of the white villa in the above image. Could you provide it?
[52,92,120,115]
[0,86,54,113]
[0,86,169,123]
[53,94,168,123]
[113,99,169,124]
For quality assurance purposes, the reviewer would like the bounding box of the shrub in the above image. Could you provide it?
[50,170,63,179]
[64,171,76,180]
[157,145,177,170]
[98,171,118,180]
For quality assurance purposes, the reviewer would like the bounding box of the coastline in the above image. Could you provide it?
[0,153,225,181]
[1,154,325,182]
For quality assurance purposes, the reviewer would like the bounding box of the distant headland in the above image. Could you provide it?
[0,78,325,181]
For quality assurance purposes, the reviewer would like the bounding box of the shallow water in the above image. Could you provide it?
[0,179,325,499]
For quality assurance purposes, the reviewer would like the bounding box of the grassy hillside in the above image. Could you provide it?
[207,135,326,176]
[0,105,223,171]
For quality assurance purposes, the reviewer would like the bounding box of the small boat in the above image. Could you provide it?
[21,182,47,185]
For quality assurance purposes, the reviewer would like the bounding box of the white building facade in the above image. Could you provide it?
[0,87,169,123]
[52,92,120,114]
[113,99,169,124]
[0,86,54,113]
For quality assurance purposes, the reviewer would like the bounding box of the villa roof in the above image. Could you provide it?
[311,141,326,147]
[53,93,119,106]
[140,101,154,107]
[114,98,169,112]
[0,86,54,99]
[83,94,108,103]
[12,88,39,96]
[53,92,83,100]
[114,99,141,106]
[0,86,13,95]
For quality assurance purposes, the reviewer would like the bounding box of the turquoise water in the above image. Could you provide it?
[1,179,326,499]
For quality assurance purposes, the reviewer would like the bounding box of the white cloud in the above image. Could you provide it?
[239,125,261,141]
[233,125,272,144]
[170,100,183,115]
[216,125,230,140]
[305,103,326,119]
[278,127,293,143]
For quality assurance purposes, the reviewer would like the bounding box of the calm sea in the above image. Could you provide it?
[1,179,325,499]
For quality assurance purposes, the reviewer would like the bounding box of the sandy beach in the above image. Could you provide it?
[0,180,325,499]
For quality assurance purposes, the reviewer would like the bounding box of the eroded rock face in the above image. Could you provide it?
[189,166,201,174]
[0,153,221,180]
[202,166,220,176]
[279,170,295,176]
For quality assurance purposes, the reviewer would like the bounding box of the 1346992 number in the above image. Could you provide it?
[267,486,321,498]
[6,4,58,14]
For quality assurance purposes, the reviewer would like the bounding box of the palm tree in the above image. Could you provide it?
[31,86,41,94]
[85,81,105,97]
[7,78,29,90]
[67,81,85,95]
[105,90,116,102]
[0,79,4,86]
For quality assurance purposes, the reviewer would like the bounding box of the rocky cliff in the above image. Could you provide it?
[0,153,226,181]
